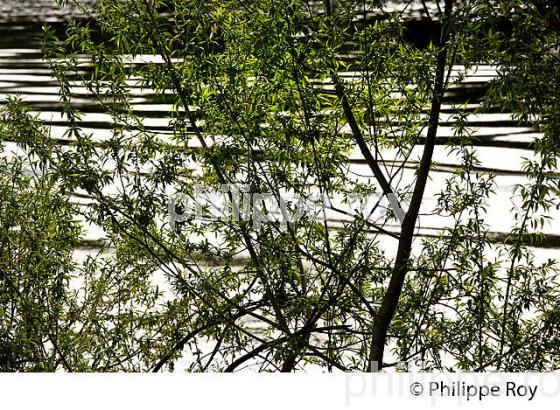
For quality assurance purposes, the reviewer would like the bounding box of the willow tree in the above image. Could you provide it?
[1,0,559,371]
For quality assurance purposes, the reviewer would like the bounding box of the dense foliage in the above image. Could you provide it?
[0,0,559,371]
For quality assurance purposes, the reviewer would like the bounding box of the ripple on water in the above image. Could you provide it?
[0,0,96,22]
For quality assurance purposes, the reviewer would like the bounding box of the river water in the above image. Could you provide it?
[0,0,559,370]
[2,1,559,250]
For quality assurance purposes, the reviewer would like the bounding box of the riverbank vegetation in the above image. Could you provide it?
[1,0,559,371]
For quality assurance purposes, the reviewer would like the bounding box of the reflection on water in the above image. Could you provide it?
[0,0,96,23]
[1,1,560,254]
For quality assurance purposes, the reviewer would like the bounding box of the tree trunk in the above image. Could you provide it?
[367,0,454,372]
